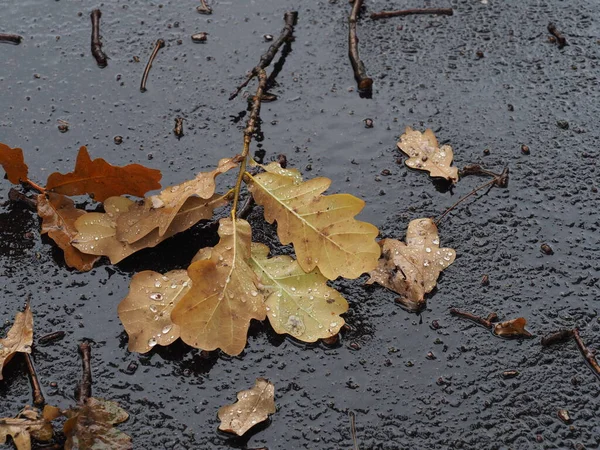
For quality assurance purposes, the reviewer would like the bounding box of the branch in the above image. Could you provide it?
[348,0,373,95]
[90,9,108,68]
[572,329,600,380]
[76,341,92,404]
[0,33,23,44]
[370,8,453,20]
[140,39,165,93]
[450,308,498,330]
[229,12,298,100]
[24,354,45,407]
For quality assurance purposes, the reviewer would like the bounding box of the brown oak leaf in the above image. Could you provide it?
[493,318,533,338]
[0,143,28,184]
[0,304,33,380]
[0,406,57,450]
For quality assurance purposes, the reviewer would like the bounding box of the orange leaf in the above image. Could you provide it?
[37,193,100,271]
[46,147,161,202]
[493,317,533,338]
[0,143,28,184]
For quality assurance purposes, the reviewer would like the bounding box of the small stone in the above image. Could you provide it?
[191,32,208,43]
[521,144,530,155]
[483,148,490,155]
[114,135,123,145]
[502,370,520,379]
[430,320,440,330]
[476,50,484,58]
[426,351,436,360]
[58,124,69,133]
[557,409,571,424]
[381,169,391,176]
[557,120,569,130]
[507,104,514,111]
[364,118,374,128]
[481,274,490,286]
[349,342,361,351]
[540,243,554,255]
[264,34,274,42]
[123,361,138,375]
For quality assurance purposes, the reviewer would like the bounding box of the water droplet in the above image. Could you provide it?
[251,290,258,297]
[291,287,296,292]
[162,325,172,334]
[94,236,99,241]
[170,185,180,193]
[182,281,189,287]
[154,315,159,321]
[149,305,158,313]
[285,315,306,336]
[151,196,165,209]
[184,185,193,191]
[425,247,431,253]
[154,281,162,288]
[423,260,430,267]
[432,238,440,245]
[148,337,157,347]
[170,283,178,289]
[150,292,163,301]
[330,321,338,328]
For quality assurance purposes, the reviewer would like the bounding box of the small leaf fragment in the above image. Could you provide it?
[118,270,191,353]
[0,303,33,380]
[46,146,161,202]
[493,317,533,338]
[63,397,131,450]
[248,171,380,280]
[366,218,456,311]
[37,193,100,271]
[0,143,28,184]
[171,219,266,355]
[0,406,55,450]
[218,378,276,436]
[397,127,459,182]
[249,243,348,342]
[116,158,237,243]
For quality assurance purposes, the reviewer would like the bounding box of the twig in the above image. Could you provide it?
[348,0,373,95]
[140,39,165,93]
[370,8,453,20]
[24,354,45,407]
[0,33,23,44]
[349,411,359,450]
[229,12,298,101]
[541,329,573,347]
[572,329,600,380]
[90,9,108,68]
[237,196,255,220]
[450,308,498,330]
[197,0,212,14]
[38,330,66,345]
[548,23,567,48]
[20,178,46,194]
[435,179,494,226]
[76,341,92,404]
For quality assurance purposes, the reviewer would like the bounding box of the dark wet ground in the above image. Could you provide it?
[1,0,599,448]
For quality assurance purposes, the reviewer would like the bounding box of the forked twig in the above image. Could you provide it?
[542,329,600,380]
[348,0,373,95]
[370,8,453,20]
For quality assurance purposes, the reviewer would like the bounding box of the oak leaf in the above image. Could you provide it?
[118,270,191,353]
[397,127,459,182]
[217,378,276,436]
[366,218,456,311]
[260,161,303,184]
[46,146,161,202]
[0,303,33,380]
[63,397,131,450]
[171,219,266,355]
[0,143,28,184]
[72,195,226,264]
[37,193,100,271]
[247,172,380,280]
[249,243,348,342]
[0,406,56,450]
[493,318,533,338]
[116,158,237,243]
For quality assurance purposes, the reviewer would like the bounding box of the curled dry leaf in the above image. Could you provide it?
[171,219,266,355]
[397,127,459,182]
[37,193,100,271]
[218,378,276,436]
[248,171,380,280]
[116,158,237,243]
[0,406,56,450]
[0,303,33,380]
[63,397,131,450]
[493,317,533,338]
[73,195,226,264]
[118,270,191,353]
[249,243,348,342]
[0,143,28,184]
[46,146,161,202]
[366,218,456,311]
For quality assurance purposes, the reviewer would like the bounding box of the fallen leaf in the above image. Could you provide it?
[260,161,303,184]
[63,397,131,450]
[116,158,237,243]
[0,406,55,450]
[37,193,100,271]
[0,143,28,184]
[366,218,456,311]
[118,270,191,353]
[247,172,380,280]
[0,303,33,380]
[493,317,533,338]
[249,243,348,342]
[397,127,459,182]
[218,378,276,436]
[46,146,161,202]
[72,195,226,264]
[171,219,266,355]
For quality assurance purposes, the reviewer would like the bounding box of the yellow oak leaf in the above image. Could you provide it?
[0,304,33,380]
[171,219,266,355]
[249,243,348,342]
[247,172,380,280]
[397,127,459,182]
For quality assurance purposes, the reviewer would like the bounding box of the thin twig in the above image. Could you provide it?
[572,329,600,380]
[0,33,23,44]
[348,0,373,95]
[24,354,45,407]
[541,329,573,347]
[237,196,255,220]
[90,9,108,68]
[370,8,453,20]
[76,341,92,404]
[140,39,165,93]
[38,331,66,345]
[435,179,495,226]
[349,411,359,450]
[450,308,498,330]
[229,11,298,101]
[548,23,567,48]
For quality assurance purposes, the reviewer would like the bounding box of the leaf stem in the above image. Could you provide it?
[435,178,495,226]
[231,69,267,219]
[22,178,46,194]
